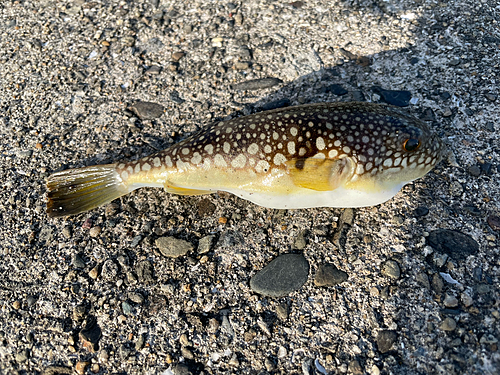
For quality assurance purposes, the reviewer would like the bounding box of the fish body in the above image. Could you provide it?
[46,102,445,217]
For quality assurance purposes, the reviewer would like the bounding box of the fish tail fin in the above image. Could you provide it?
[46,164,129,218]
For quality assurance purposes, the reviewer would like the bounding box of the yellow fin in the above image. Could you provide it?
[285,157,355,191]
[163,183,212,196]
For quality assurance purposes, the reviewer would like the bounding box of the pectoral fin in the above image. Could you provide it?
[164,183,212,196]
[285,156,355,191]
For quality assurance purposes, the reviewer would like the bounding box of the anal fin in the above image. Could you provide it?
[164,183,213,196]
[285,157,355,191]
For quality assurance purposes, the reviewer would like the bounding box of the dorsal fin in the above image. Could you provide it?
[284,156,355,191]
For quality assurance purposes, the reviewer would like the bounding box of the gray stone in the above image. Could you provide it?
[250,254,309,297]
[377,330,397,353]
[314,263,348,286]
[381,260,401,279]
[135,260,155,283]
[198,235,214,254]
[72,254,86,269]
[171,363,192,375]
[443,294,459,308]
[440,317,457,331]
[292,230,307,250]
[155,236,193,258]
[130,101,164,120]
[231,78,283,91]
[101,259,119,280]
[427,230,479,261]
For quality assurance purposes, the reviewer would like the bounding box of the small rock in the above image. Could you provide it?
[440,317,457,331]
[122,301,133,315]
[41,365,72,375]
[461,292,473,307]
[443,294,459,308]
[485,93,497,102]
[156,236,193,258]
[135,333,146,351]
[229,353,239,366]
[414,206,429,217]
[198,235,214,254]
[487,215,500,231]
[15,348,29,363]
[467,165,481,177]
[181,347,195,360]
[146,65,161,75]
[62,226,72,239]
[372,86,411,107]
[75,361,90,375]
[231,78,283,91]
[234,62,250,70]
[276,303,289,320]
[427,229,479,260]
[250,254,309,297]
[348,359,363,375]
[89,266,99,279]
[293,230,307,250]
[135,260,155,283]
[314,263,348,286]
[431,273,444,294]
[171,363,191,375]
[79,316,101,353]
[13,300,21,310]
[480,162,493,175]
[377,330,397,353]
[260,98,290,111]
[72,254,86,269]
[441,107,453,117]
[130,101,164,120]
[172,52,185,61]
[381,260,401,279]
[101,259,119,280]
[416,273,430,289]
[129,292,144,304]
[322,84,348,96]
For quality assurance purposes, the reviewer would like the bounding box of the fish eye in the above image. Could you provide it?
[403,138,420,152]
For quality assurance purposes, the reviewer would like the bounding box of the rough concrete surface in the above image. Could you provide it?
[0,0,499,374]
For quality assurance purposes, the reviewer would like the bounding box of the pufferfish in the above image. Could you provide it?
[46,102,445,217]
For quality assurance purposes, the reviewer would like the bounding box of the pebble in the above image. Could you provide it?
[101,259,119,280]
[440,317,457,331]
[485,93,497,102]
[414,206,429,217]
[234,62,250,70]
[416,273,430,289]
[135,333,146,351]
[72,254,86,269]
[467,165,481,177]
[13,300,21,310]
[122,301,133,315]
[487,215,500,231]
[41,366,72,375]
[443,294,459,308]
[431,273,444,294]
[231,78,283,91]
[377,330,397,353]
[427,229,479,260]
[322,84,348,96]
[172,52,185,61]
[62,226,72,239]
[260,98,290,111]
[130,101,164,120]
[276,303,289,320]
[129,292,144,304]
[135,260,155,283]
[441,107,453,117]
[461,292,473,307]
[79,316,101,353]
[198,235,214,254]
[480,162,493,175]
[314,263,348,286]
[381,260,401,279]
[15,348,29,363]
[371,86,411,107]
[229,353,239,366]
[75,361,90,375]
[88,266,99,279]
[171,363,192,375]
[293,230,307,250]
[348,359,363,375]
[155,236,193,258]
[485,121,495,132]
[250,253,309,297]
[146,65,161,75]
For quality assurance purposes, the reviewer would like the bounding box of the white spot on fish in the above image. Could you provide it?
[214,154,227,167]
[255,160,270,173]
[231,154,247,168]
[316,137,326,150]
[204,144,214,155]
[153,157,161,167]
[287,141,296,155]
[223,142,231,154]
[248,143,259,155]
[328,149,338,158]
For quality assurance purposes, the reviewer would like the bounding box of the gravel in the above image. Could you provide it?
[1,0,499,374]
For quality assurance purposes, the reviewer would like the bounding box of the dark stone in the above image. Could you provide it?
[487,215,500,231]
[485,122,494,132]
[250,254,309,297]
[480,163,493,175]
[427,229,479,261]
[135,260,155,283]
[231,78,283,91]
[410,57,419,65]
[377,330,397,353]
[414,206,429,217]
[463,206,481,216]
[322,84,348,96]
[372,86,411,107]
[352,91,365,101]
[421,108,436,121]
[260,98,290,111]
[473,267,483,282]
[467,165,481,177]
[171,364,192,375]
[130,101,165,120]
[79,316,101,353]
[440,91,451,100]
[170,90,185,104]
[314,263,348,286]
[197,198,216,216]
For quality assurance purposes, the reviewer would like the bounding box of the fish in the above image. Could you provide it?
[46,102,445,218]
